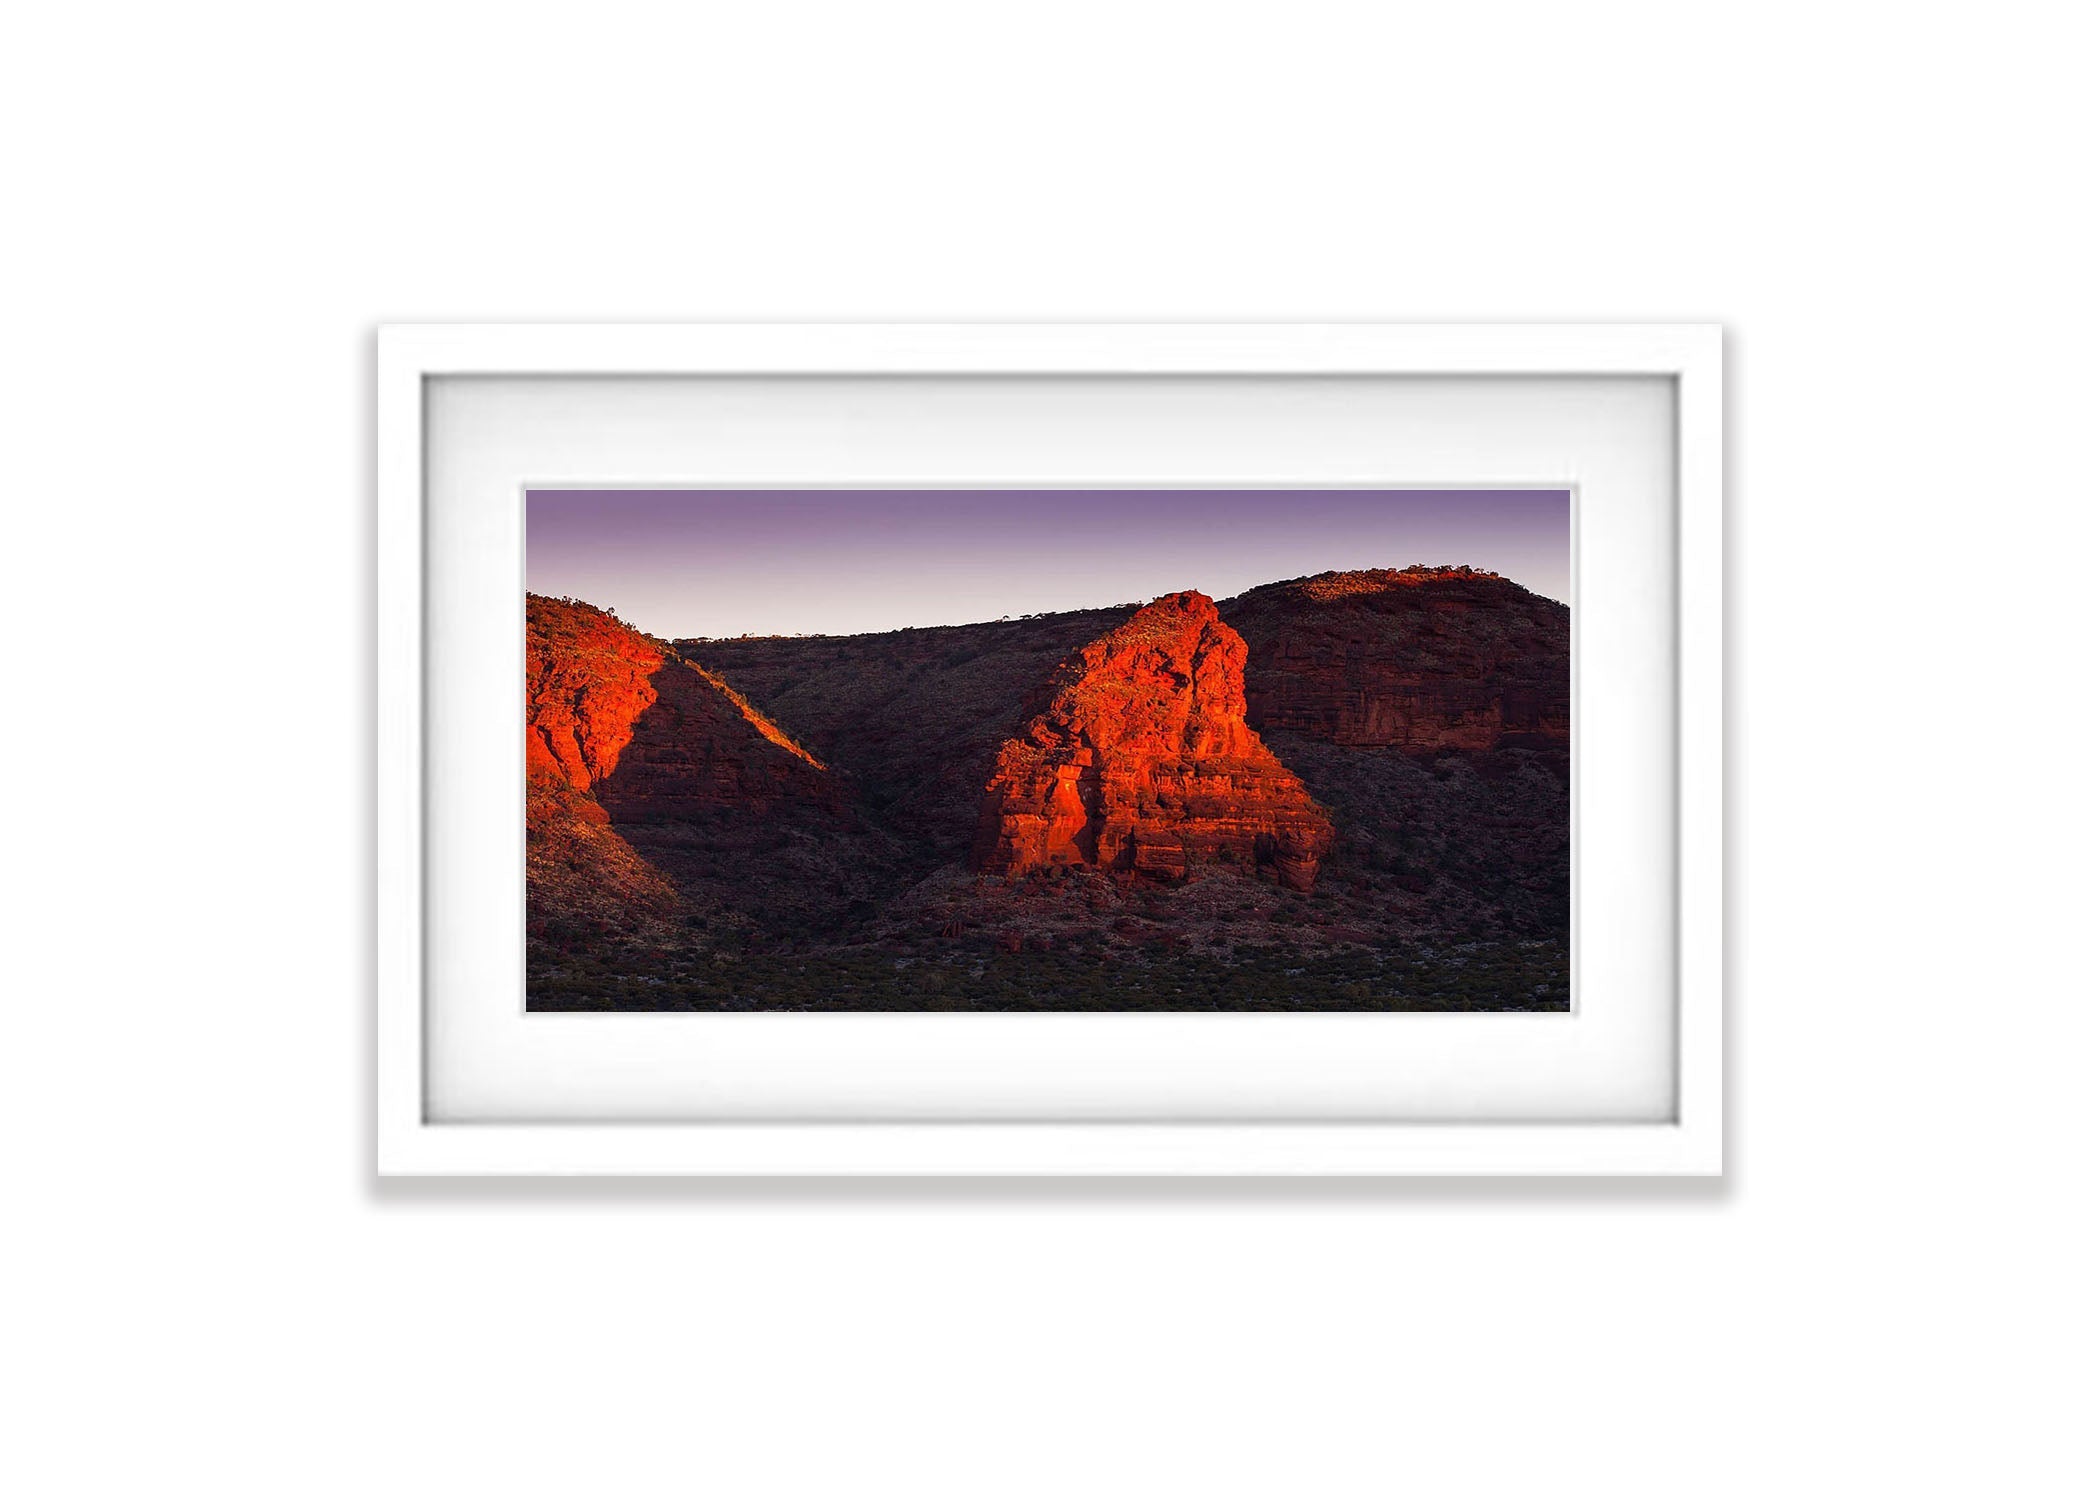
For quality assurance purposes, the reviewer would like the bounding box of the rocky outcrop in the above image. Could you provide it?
[527,597,662,792]
[970,591,1332,890]
[526,595,836,821]
[1220,567,1569,753]
[526,596,873,958]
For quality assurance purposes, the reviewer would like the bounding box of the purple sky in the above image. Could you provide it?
[526,488,1571,639]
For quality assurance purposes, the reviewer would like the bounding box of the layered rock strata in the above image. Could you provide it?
[1221,567,1570,753]
[971,591,1332,890]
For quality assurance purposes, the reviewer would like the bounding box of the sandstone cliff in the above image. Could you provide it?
[1221,567,1569,753]
[528,595,835,818]
[525,596,886,957]
[969,591,1333,890]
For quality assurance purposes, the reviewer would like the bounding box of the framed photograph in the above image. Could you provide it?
[378,324,1722,1175]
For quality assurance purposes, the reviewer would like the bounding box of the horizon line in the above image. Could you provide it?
[531,564,1562,643]
[526,487,1573,638]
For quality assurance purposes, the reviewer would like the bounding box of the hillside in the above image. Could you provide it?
[525,596,903,966]
[528,569,1570,1010]
[1220,567,1572,941]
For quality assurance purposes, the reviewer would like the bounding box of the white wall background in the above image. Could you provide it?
[5,4,2093,1497]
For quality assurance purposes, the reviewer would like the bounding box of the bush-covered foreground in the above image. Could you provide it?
[528,937,1570,1012]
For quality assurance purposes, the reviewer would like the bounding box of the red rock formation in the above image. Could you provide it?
[971,591,1332,890]
[1220,568,1570,753]
[527,598,661,792]
[526,596,852,957]
[526,595,835,821]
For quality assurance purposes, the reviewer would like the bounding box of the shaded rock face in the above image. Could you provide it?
[676,605,1131,877]
[1222,568,1570,754]
[970,591,1333,890]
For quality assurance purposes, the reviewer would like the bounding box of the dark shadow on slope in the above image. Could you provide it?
[590,654,906,945]
[683,606,1138,877]
[1216,575,1573,945]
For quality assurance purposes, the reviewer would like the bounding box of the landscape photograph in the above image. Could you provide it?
[525,488,1571,1011]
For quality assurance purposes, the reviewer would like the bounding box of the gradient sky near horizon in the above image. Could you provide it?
[526,488,1571,640]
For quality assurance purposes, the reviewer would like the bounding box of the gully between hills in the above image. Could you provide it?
[526,569,1571,1011]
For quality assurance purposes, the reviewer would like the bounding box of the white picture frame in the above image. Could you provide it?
[377,323,1723,1176]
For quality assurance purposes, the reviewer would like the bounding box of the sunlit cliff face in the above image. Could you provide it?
[971,591,1333,891]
